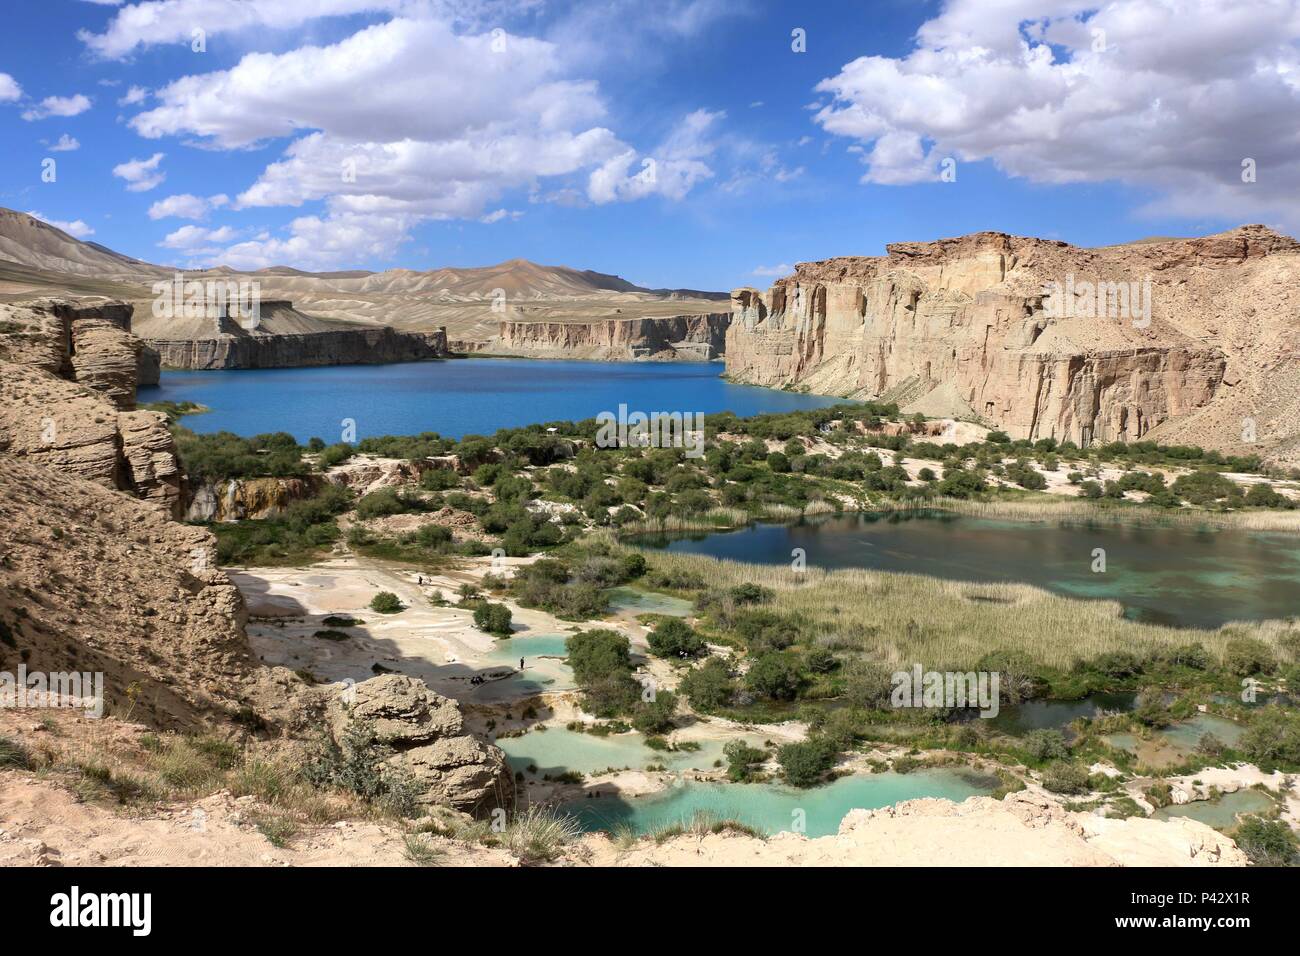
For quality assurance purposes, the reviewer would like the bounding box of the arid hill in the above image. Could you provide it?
[727,226,1300,464]
[0,209,728,358]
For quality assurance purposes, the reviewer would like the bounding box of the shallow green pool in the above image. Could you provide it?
[1152,789,1275,831]
[604,586,694,618]
[558,768,1001,837]
[485,633,570,666]
[499,727,761,776]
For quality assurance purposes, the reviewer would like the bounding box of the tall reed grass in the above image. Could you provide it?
[632,549,1296,672]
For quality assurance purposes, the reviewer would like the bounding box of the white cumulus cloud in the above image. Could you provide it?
[22,94,92,121]
[159,224,240,249]
[121,15,724,269]
[588,109,721,203]
[0,73,21,102]
[112,152,166,192]
[79,0,533,59]
[148,193,229,220]
[812,0,1300,227]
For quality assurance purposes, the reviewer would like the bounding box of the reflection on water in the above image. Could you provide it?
[633,512,1300,628]
[986,693,1137,735]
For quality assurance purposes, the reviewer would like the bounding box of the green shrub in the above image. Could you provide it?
[723,740,767,782]
[1022,728,1069,762]
[1239,709,1300,767]
[1234,816,1298,866]
[647,618,706,659]
[369,592,403,614]
[744,653,804,701]
[567,629,631,685]
[631,690,678,735]
[678,658,736,711]
[473,602,513,636]
[1041,761,1089,794]
[1224,637,1274,677]
[777,739,837,787]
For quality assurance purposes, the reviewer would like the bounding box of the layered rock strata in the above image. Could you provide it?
[0,300,184,516]
[184,475,326,523]
[491,313,730,361]
[726,227,1299,454]
[147,322,449,370]
[0,455,259,729]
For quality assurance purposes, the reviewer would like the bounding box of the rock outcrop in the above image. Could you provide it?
[327,675,514,816]
[490,313,731,361]
[322,455,464,497]
[0,300,185,517]
[727,226,1300,459]
[147,322,449,370]
[184,475,325,523]
[0,456,260,729]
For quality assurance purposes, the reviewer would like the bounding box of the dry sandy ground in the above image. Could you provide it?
[0,771,1248,868]
[0,775,516,867]
[236,555,594,707]
[236,553,689,713]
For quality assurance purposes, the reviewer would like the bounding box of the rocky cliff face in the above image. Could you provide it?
[0,456,262,729]
[727,227,1300,456]
[184,475,326,523]
[491,313,730,361]
[0,299,185,517]
[147,324,449,370]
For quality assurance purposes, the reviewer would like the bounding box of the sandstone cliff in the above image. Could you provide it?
[727,226,1300,460]
[489,313,731,361]
[0,456,263,729]
[184,475,326,523]
[0,299,184,517]
[144,303,449,370]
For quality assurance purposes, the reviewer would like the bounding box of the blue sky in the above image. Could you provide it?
[3,0,1297,290]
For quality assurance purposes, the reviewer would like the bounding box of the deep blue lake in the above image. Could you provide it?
[138,358,845,441]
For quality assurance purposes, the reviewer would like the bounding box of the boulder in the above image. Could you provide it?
[327,675,513,816]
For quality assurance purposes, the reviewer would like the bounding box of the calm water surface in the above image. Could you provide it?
[634,512,1300,628]
[138,358,845,441]
[559,769,1000,837]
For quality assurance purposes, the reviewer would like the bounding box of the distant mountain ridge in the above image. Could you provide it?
[0,208,725,302]
[0,207,730,359]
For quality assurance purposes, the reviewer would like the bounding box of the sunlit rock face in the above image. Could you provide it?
[726,226,1300,458]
